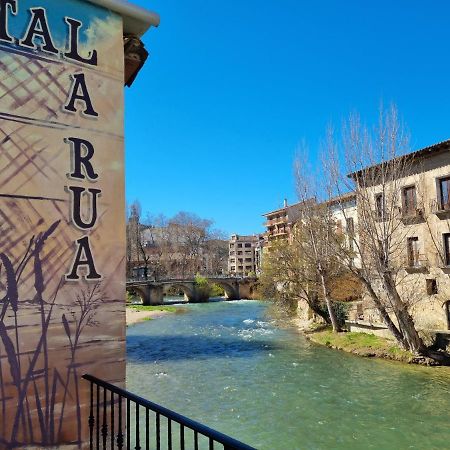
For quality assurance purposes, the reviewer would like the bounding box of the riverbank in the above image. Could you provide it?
[306,328,417,363]
[126,305,181,326]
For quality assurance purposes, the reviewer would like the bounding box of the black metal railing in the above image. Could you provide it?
[83,374,256,450]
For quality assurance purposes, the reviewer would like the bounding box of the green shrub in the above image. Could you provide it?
[316,301,349,327]
[194,274,212,301]
[333,301,349,327]
[126,290,137,303]
[210,283,225,297]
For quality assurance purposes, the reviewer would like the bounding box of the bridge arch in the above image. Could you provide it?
[163,282,196,302]
[126,282,164,306]
[207,279,239,300]
[126,285,147,304]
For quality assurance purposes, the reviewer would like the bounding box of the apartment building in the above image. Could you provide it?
[228,234,260,276]
[262,199,304,244]
[352,140,450,331]
[254,237,265,275]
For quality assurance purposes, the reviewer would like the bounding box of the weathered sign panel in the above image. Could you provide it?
[0,0,126,447]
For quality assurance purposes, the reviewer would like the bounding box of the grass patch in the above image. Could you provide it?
[309,328,413,362]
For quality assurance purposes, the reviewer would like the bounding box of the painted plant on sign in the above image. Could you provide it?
[0,220,106,447]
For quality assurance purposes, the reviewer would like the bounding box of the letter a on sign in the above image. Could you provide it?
[66,236,102,280]
[64,73,99,117]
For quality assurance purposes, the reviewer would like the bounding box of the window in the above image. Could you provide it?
[229,243,234,249]
[237,251,243,255]
[444,233,450,266]
[375,193,385,219]
[426,279,438,295]
[230,258,235,263]
[230,266,235,271]
[237,243,243,248]
[402,186,417,215]
[407,237,420,267]
[245,258,252,262]
[245,243,252,248]
[346,217,355,252]
[439,177,450,210]
[346,218,355,235]
[230,251,235,256]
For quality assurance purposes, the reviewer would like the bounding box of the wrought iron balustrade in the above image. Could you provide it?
[83,374,256,450]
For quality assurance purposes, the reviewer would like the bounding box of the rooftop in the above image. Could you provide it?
[262,201,303,217]
[326,191,357,206]
[87,0,160,35]
[348,139,450,179]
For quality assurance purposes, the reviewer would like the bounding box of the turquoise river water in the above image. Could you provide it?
[126,300,450,450]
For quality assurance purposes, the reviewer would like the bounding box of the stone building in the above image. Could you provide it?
[228,234,261,276]
[350,140,450,332]
[254,236,265,275]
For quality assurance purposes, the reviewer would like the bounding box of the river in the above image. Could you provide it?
[126,300,450,450]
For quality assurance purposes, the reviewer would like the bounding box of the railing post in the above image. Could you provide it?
[102,387,108,449]
[135,404,141,450]
[96,384,100,449]
[156,412,160,450]
[111,392,115,450]
[126,399,131,449]
[88,381,95,450]
[117,394,124,450]
[145,408,150,450]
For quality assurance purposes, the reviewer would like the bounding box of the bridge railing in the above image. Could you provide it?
[82,374,256,450]
[126,275,253,284]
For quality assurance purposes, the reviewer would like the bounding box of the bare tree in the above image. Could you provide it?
[126,208,227,280]
[324,106,437,357]
[293,156,345,332]
[204,228,228,276]
[258,232,331,323]
[170,212,214,278]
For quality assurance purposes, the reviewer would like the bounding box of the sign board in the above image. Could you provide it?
[0,0,126,446]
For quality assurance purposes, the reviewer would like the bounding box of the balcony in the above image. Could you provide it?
[264,217,287,228]
[83,374,255,450]
[401,207,425,224]
[404,257,430,273]
[430,200,450,219]
[267,230,288,239]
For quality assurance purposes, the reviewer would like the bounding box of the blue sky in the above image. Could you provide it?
[8,0,110,45]
[125,1,450,236]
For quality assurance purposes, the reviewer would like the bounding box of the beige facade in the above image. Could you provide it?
[354,140,450,331]
[0,1,158,447]
[328,192,361,268]
[228,234,260,276]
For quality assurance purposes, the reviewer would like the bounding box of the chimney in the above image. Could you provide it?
[283,198,288,208]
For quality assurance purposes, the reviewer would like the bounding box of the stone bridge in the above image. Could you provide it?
[126,277,258,305]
